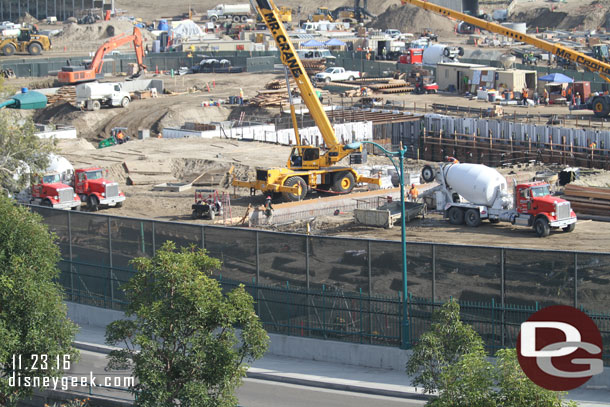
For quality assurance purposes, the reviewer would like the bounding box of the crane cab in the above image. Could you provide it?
[288,146,321,170]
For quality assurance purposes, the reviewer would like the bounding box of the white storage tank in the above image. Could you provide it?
[443,163,507,207]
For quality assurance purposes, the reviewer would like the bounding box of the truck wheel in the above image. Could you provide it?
[91,100,101,111]
[241,16,248,22]
[562,223,575,233]
[211,16,218,22]
[28,42,42,55]
[534,217,550,237]
[120,97,130,108]
[348,76,354,81]
[421,165,435,183]
[87,195,99,211]
[2,43,16,56]
[233,16,241,22]
[42,199,52,207]
[325,77,331,83]
[283,176,307,201]
[592,97,610,118]
[332,171,355,193]
[448,207,464,225]
[464,208,481,227]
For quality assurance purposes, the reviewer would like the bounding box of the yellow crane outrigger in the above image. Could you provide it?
[400,0,610,117]
[232,0,380,201]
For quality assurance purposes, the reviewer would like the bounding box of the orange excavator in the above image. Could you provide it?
[57,27,146,84]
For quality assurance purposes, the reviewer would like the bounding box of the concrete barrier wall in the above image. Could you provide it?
[66,300,610,387]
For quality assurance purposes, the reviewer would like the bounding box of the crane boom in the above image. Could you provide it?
[254,0,340,150]
[400,0,610,83]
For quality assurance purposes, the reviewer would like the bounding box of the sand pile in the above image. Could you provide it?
[367,4,456,35]
[52,21,156,51]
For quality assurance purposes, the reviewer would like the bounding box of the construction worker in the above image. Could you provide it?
[575,92,581,106]
[543,88,549,105]
[522,87,529,105]
[116,130,126,144]
[239,88,244,105]
[409,184,419,202]
[566,86,572,103]
[264,196,273,218]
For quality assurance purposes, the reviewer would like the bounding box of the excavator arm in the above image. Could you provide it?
[400,0,610,83]
[89,27,147,74]
[253,0,362,165]
[58,27,146,84]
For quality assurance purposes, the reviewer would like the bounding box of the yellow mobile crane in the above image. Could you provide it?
[400,0,610,117]
[233,0,380,201]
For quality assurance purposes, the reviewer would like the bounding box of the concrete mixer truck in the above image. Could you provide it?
[421,163,577,237]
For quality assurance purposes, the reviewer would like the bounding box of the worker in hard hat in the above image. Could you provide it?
[264,195,273,219]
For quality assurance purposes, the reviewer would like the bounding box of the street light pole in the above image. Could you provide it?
[360,141,409,349]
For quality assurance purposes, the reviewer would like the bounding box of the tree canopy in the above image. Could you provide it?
[407,299,577,407]
[0,79,56,195]
[0,195,78,406]
[106,242,269,407]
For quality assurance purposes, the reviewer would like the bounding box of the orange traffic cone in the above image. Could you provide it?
[212,80,216,88]
[155,65,159,74]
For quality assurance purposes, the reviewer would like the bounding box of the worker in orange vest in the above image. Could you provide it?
[409,184,419,202]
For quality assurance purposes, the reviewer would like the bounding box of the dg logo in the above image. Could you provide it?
[517,305,604,391]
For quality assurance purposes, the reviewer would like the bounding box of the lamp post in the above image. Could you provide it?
[360,141,409,349]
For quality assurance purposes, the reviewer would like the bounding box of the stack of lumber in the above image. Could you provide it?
[301,59,326,75]
[264,78,296,90]
[249,89,288,107]
[563,184,610,217]
[47,86,76,105]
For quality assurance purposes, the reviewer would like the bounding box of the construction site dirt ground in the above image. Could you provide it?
[56,137,610,253]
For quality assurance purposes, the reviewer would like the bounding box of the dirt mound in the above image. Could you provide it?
[367,4,456,34]
[33,101,78,123]
[510,2,609,31]
[52,20,156,51]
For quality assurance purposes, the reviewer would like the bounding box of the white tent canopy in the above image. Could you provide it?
[171,20,205,39]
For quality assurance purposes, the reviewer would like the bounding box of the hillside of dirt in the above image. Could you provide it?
[509,0,610,31]
[366,3,456,34]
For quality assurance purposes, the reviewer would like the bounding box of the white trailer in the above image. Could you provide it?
[421,163,577,237]
[75,82,131,111]
[207,4,251,23]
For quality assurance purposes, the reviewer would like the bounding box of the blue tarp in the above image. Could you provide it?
[302,39,326,47]
[539,73,574,83]
[324,38,346,46]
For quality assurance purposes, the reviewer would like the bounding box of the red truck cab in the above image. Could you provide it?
[514,181,577,236]
[398,48,423,64]
[74,167,126,211]
[31,173,81,210]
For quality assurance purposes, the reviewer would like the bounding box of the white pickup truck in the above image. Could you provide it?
[314,67,360,83]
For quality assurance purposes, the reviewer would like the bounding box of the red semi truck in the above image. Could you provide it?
[29,172,81,210]
[73,167,126,211]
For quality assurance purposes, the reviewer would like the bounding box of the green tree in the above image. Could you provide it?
[0,195,79,406]
[407,300,576,407]
[495,348,577,407]
[406,299,485,394]
[105,242,269,407]
[0,77,56,195]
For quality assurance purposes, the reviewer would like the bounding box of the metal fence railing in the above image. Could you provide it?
[29,206,610,360]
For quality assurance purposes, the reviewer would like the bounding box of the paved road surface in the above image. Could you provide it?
[237,378,426,407]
